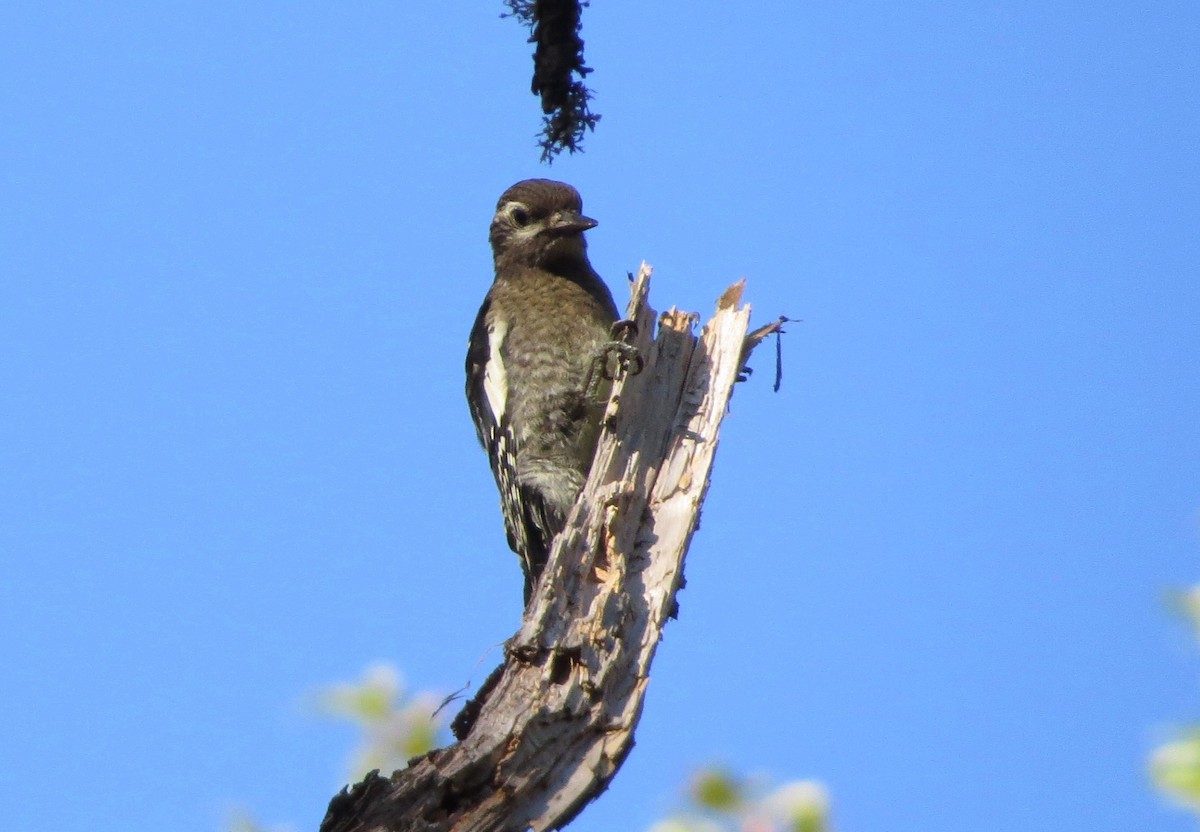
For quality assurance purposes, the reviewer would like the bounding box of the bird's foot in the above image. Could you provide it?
[598,341,643,381]
[600,319,644,380]
[583,322,643,402]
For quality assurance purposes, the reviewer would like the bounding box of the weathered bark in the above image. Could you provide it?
[321,265,781,832]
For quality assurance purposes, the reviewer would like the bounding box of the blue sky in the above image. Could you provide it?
[1,2,1197,831]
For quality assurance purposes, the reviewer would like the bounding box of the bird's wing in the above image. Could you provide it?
[466,296,557,602]
[466,296,498,451]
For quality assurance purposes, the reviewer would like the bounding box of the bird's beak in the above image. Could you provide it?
[548,210,598,235]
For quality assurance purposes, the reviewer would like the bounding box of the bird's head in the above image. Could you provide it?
[489,179,597,270]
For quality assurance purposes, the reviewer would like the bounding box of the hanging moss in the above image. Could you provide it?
[503,0,601,161]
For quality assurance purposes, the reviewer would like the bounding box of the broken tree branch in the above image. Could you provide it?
[320,264,779,832]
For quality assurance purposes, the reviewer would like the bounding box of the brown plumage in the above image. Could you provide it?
[466,179,619,604]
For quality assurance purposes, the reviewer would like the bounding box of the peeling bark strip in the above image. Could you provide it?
[321,266,779,832]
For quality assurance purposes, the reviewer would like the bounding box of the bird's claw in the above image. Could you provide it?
[599,319,643,380]
[600,341,643,381]
[584,320,643,401]
[610,319,638,343]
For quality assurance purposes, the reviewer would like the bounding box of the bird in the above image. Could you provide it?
[466,179,624,606]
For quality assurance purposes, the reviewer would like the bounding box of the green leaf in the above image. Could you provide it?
[1151,729,1200,813]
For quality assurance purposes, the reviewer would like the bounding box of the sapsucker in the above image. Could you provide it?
[466,179,621,605]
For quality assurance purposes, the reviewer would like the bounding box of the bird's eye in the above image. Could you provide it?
[510,206,531,227]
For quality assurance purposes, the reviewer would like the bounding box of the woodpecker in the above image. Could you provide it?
[466,179,621,605]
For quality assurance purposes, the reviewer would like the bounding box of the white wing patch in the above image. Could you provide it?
[483,318,509,421]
